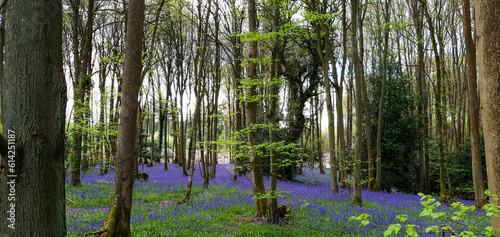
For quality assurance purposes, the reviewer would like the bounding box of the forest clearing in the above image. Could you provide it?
[0,0,500,236]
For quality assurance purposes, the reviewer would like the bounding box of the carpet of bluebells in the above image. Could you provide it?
[66,163,488,236]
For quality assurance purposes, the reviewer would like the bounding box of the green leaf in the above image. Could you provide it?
[361,220,369,226]
[396,215,408,223]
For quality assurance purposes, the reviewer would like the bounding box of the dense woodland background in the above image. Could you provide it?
[0,0,499,236]
[59,0,485,201]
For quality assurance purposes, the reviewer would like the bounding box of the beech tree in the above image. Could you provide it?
[351,0,363,204]
[247,0,268,217]
[99,0,144,235]
[476,0,500,230]
[0,0,67,235]
[462,0,485,209]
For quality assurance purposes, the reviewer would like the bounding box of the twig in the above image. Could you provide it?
[441,224,460,236]
[66,197,76,204]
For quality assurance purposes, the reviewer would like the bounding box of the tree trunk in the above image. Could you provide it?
[148,83,155,167]
[248,0,268,217]
[358,0,373,195]
[424,2,446,197]
[0,1,66,235]
[70,0,83,186]
[268,1,280,221]
[316,96,324,174]
[183,0,212,201]
[99,0,144,235]
[337,0,348,190]
[463,0,486,209]
[476,0,500,231]
[232,19,243,180]
[373,0,390,192]
[311,0,338,190]
[351,0,363,204]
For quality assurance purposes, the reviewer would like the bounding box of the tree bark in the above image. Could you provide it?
[268,0,280,222]
[310,0,338,191]
[463,0,486,209]
[351,0,363,204]
[99,0,144,235]
[373,0,390,192]
[476,0,500,231]
[0,0,66,235]
[248,0,268,217]
[70,0,82,186]
[183,0,212,201]
[337,0,348,189]
[424,2,446,197]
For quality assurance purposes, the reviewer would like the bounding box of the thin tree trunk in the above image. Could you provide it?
[149,81,155,167]
[424,2,446,197]
[359,0,373,195]
[373,0,390,192]
[351,0,363,204]
[413,0,426,193]
[182,0,212,202]
[463,0,485,209]
[268,1,280,221]
[337,0,348,190]
[99,0,144,235]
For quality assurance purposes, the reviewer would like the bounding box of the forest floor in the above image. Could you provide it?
[66,163,488,236]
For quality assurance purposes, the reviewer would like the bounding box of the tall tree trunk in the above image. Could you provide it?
[232,24,243,180]
[424,79,431,194]
[180,111,188,176]
[164,100,169,170]
[309,0,337,190]
[183,0,212,202]
[345,63,353,188]
[99,0,144,235]
[476,0,500,231]
[248,0,268,217]
[98,53,108,175]
[316,96,324,174]
[373,0,390,192]
[337,0,348,190]
[0,0,66,235]
[268,0,280,221]
[149,83,156,167]
[210,2,221,179]
[358,0,373,195]
[413,0,426,193]
[463,0,486,209]
[424,2,446,197]
[351,0,363,204]
[70,0,82,186]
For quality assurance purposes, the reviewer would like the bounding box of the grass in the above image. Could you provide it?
[65,163,489,236]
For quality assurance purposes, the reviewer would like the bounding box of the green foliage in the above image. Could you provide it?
[348,213,370,227]
[365,63,419,193]
[445,140,487,197]
[350,191,500,237]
